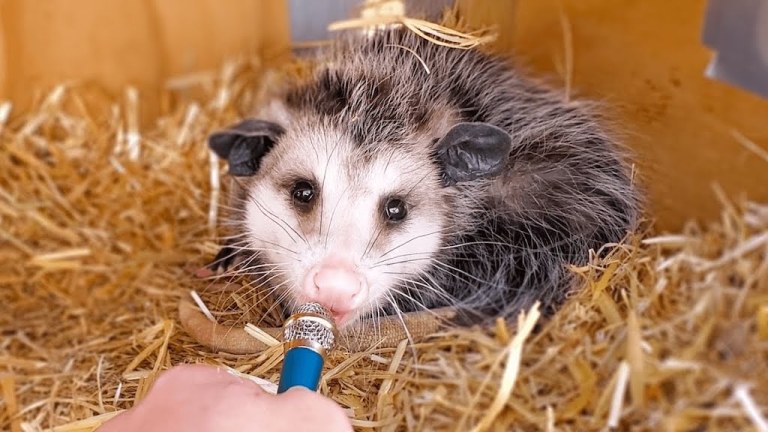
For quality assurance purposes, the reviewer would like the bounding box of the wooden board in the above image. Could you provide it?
[0,0,290,122]
[1,0,766,230]
[467,0,768,231]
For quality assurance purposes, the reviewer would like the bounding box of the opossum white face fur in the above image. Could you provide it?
[207,28,640,328]
[209,113,509,326]
[214,118,467,326]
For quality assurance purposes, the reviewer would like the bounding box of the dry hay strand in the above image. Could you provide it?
[2,31,768,432]
[327,0,497,50]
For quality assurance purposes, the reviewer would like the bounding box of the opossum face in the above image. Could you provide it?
[209,116,511,327]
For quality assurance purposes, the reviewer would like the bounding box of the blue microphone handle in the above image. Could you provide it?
[277,346,325,393]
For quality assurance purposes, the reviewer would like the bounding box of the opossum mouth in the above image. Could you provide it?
[317,304,356,327]
[294,295,356,328]
[330,311,353,327]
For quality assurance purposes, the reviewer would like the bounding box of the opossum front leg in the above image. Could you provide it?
[193,241,244,278]
[207,241,244,273]
[200,118,283,278]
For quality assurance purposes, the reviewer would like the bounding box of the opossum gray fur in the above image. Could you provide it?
[207,27,641,327]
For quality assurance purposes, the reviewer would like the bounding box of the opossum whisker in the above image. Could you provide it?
[239,279,290,309]
[203,253,283,288]
[225,279,293,332]
[245,269,290,286]
[244,243,299,258]
[390,274,457,308]
[211,243,257,252]
[374,228,450,261]
[238,276,291,306]
[419,271,453,303]
[208,221,248,230]
[362,223,387,261]
[231,273,290,300]
[382,147,397,175]
[355,297,382,347]
[196,228,249,238]
[318,138,344,239]
[370,256,434,269]
[210,263,285,281]
[439,240,513,250]
[430,259,493,286]
[200,264,283,283]
[323,184,351,249]
[215,202,250,214]
[205,247,277,280]
[246,237,300,257]
[382,291,416,348]
[224,273,287,289]
[204,268,285,317]
[202,246,293,275]
[250,197,308,246]
[258,294,292,327]
[224,269,291,313]
[206,238,256,250]
[198,259,266,286]
[249,199,302,246]
[381,252,508,265]
[389,278,447,311]
[440,236,580,253]
[372,251,434,267]
[362,171,434,260]
[206,236,250,246]
[219,244,294,257]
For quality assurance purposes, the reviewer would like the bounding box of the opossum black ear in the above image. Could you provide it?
[436,122,511,185]
[208,119,285,177]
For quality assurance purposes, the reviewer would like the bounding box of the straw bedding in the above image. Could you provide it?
[2,53,768,432]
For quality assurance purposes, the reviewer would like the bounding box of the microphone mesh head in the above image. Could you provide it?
[283,302,337,352]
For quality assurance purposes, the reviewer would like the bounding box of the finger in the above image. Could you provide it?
[151,364,263,396]
[268,388,354,431]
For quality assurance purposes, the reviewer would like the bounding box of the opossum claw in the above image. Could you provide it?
[206,244,241,273]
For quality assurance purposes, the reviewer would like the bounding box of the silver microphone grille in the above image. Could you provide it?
[283,302,337,352]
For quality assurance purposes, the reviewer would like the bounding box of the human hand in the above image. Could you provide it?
[97,364,353,432]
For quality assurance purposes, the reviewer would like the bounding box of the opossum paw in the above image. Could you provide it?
[193,266,214,279]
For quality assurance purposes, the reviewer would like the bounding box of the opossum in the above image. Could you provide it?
[205,27,640,328]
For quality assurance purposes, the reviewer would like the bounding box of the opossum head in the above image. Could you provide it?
[209,106,511,327]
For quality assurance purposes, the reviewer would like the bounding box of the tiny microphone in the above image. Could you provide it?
[277,302,337,394]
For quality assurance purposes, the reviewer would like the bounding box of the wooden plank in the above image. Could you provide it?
[0,0,164,120]
[0,0,292,122]
[467,0,768,230]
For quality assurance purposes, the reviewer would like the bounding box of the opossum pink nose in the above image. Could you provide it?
[303,262,368,311]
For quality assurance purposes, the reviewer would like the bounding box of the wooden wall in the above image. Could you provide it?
[487,0,768,231]
[0,0,289,121]
[2,0,767,231]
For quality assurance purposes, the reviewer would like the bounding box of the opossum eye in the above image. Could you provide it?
[383,198,408,223]
[291,181,315,206]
